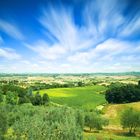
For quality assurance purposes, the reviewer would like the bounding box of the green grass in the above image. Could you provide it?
[84,131,140,140]
[103,102,140,126]
[36,85,106,110]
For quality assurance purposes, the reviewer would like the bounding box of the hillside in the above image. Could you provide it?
[36,85,107,110]
[103,102,140,127]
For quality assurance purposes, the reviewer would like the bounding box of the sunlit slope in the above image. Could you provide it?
[103,102,140,126]
[37,85,106,109]
[84,131,140,140]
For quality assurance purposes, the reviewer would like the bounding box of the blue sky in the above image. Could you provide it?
[0,0,140,73]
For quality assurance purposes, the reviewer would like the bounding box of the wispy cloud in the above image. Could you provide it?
[39,5,95,51]
[25,40,67,60]
[0,19,24,40]
[24,0,140,72]
[120,15,140,37]
[0,47,21,60]
[1,0,140,73]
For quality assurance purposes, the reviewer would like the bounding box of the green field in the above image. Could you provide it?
[35,85,140,140]
[84,131,140,140]
[37,85,106,110]
[103,102,140,126]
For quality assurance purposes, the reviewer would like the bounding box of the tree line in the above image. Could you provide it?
[105,81,140,103]
[0,84,49,106]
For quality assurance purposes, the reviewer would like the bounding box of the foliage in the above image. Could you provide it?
[138,80,140,87]
[7,104,84,140]
[105,82,140,103]
[0,106,8,140]
[121,107,140,134]
[18,96,30,104]
[31,92,42,105]
[6,91,18,105]
[0,92,3,103]
[0,84,50,106]
[85,111,108,131]
[42,93,49,105]
[0,84,26,95]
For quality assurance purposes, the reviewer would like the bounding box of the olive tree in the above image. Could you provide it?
[0,107,8,140]
[42,93,49,105]
[0,92,3,103]
[85,111,108,131]
[6,91,18,105]
[11,105,84,140]
[121,108,140,134]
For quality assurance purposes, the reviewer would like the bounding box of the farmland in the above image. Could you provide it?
[0,73,140,140]
[37,85,106,110]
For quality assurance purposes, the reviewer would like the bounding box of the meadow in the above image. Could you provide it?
[36,84,140,140]
[103,101,140,126]
[37,85,107,110]
[1,74,140,140]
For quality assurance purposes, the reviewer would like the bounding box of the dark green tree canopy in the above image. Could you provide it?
[105,82,140,103]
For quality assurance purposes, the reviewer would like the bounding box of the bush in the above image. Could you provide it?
[85,111,108,131]
[0,107,8,140]
[0,92,3,103]
[121,108,140,134]
[10,105,83,140]
[42,93,49,105]
[6,91,18,105]
[18,96,30,104]
[31,93,42,105]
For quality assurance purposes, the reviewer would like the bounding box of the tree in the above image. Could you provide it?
[77,82,84,87]
[18,96,30,104]
[0,92,3,103]
[121,108,140,134]
[6,91,18,105]
[138,80,140,87]
[31,93,42,106]
[0,107,8,140]
[85,111,108,131]
[11,105,83,140]
[105,83,140,103]
[42,93,49,105]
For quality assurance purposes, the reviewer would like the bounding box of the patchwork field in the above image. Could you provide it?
[36,85,107,110]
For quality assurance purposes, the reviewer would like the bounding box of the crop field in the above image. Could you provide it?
[36,85,107,110]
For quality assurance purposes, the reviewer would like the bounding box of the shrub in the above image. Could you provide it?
[85,111,108,131]
[42,93,49,105]
[11,105,83,140]
[0,107,8,140]
[6,91,18,105]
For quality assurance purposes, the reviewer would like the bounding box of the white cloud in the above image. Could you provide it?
[0,19,24,40]
[120,15,140,37]
[39,5,95,52]
[5,1,139,73]
[0,47,21,60]
[83,0,125,37]
[25,40,67,60]
[67,38,140,70]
